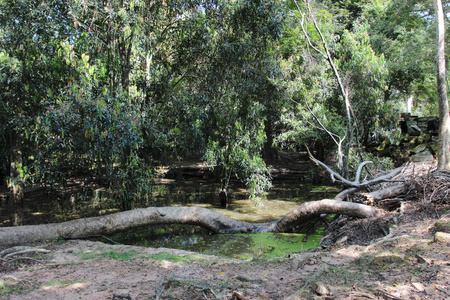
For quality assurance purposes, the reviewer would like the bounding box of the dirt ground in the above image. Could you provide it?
[0,203,449,300]
[1,162,449,299]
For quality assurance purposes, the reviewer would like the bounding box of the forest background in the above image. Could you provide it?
[1,0,449,211]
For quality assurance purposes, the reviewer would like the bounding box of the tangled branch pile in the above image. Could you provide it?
[320,163,450,247]
[406,169,450,205]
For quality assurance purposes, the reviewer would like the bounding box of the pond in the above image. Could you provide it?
[0,179,338,259]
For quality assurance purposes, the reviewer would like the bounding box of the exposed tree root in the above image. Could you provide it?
[332,292,377,299]
[376,288,403,300]
[1,275,36,287]
[0,246,50,259]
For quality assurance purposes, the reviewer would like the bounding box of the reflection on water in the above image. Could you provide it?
[0,179,337,258]
[150,179,338,223]
[1,179,337,226]
[110,224,323,259]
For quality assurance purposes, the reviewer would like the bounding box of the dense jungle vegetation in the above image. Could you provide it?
[1,0,449,211]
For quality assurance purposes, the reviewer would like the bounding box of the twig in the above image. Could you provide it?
[64,235,121,245]
[0,246,48,258]
[186,283,218,299]
[2,275,36,287]
[334,292,377,299]
[154,277,166,300]
[362,226,393,253]
[376,289,403,300]
[2,248,50,259]
[203,287,218,299]
[112,294,132,300]
[5,256,50,264]
[301,265,328,290]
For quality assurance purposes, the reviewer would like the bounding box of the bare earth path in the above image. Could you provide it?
[1,205,449,300]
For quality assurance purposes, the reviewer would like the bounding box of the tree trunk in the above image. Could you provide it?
[263,117,278,161]
[297,0,354,177]
[434,0,450,170]
[359,184,407,204]
[219,189,228,208]
[0,200,384,247]
[8,130,23,205]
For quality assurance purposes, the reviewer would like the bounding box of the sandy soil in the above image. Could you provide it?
[1,162,449,299]
[1,205,449,300]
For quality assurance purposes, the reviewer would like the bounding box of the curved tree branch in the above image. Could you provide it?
[0,200,384,247]
[306,146,404,188]
[355,161,373,184]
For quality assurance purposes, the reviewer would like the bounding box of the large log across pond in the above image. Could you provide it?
[0,200,384,247]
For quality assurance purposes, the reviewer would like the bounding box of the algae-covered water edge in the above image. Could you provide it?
[103,180,334,259]
[203,232,322,259]
[109,225,322,259]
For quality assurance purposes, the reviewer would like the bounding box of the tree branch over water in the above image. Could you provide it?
[306,146,403,189]
[0,200,384,247]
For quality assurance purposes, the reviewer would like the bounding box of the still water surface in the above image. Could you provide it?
[0,179,338,258]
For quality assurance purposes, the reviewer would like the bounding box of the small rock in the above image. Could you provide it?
[415,254,430,264]
[335,235,348,244]
[434,219,450,233]
[291,253,321,270]
[313,281,329,296]
[424,286,437,295]
[411,282,425,292]
[411,144,427,154]
[410,151,434,162]
[434,231,450,243]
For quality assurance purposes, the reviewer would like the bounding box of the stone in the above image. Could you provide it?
[424,286,437,295]
[415,254,431,264]
[410,151,434,162]
[434,219,450,233]
[411,144,427,154]
[411,282,425,292]
[335,235,348,245]
[434,232,450,243]
[313,282,329,296]
[290,253,321,270]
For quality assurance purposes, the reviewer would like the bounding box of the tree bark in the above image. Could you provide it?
[0,200,384,247]
[434,0,450,170]
[359,184,407,204]
[8,130,24,205]
[297,0,354,177]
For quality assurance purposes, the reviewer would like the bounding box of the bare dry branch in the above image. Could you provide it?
[306,146,403,188]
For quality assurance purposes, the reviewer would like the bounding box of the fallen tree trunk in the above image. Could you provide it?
[360,184,408,204]
[0,200,384,247]
[271,199,384,232]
